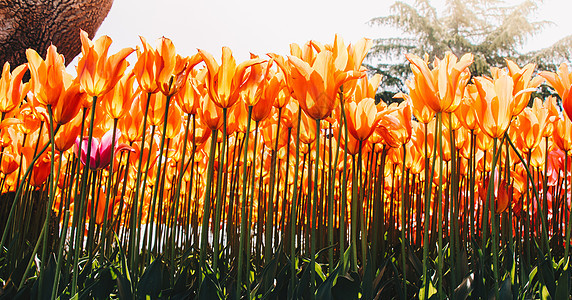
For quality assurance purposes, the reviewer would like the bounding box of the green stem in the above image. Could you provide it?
[236,106,253,299]
[400,144,408,298]
[39,105,57,297]
[147,94,173,261]
[200,128,219,271]
[99,118,119,264]
[289,109,302,297]
[488,138,501,300]
[505,133,550,260]
[436,112,444,299]
[213,107,228,271]
[129,92,152,271]
[310,119,321,298]
[72,95,99,295]
[171,112,192,283]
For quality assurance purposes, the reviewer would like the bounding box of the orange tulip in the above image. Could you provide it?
[155,38,202,97]
[198,93,223,130]
[377,101,412,148]
[515,107,544,153]
[0,62,29,115]
[504,60,544,117]
[354,74,382,102]
[345,98,382,142]
[252,72,277,123]
[473,73,515,139]
[133,36,160,93]
[227,100,249,134]
[15,103,42,135]
[54,115,82,153]
[540,63,572,120]
[76,30,134,98]
[199,47,264,109]
[456,86,479,131]
[52,80,86,125]
[119,95,145,143]
[102,72,139,120]
[406,52,473,113]
[401,76,435,124]
[145,92,168,127]
[26,45,68,107]
[554,113,572,153]
[175,68,207,115]
[287,50,363,120]
[330,35,372,98]
[164,104,182,139]
[290,40,318,64]
[0,146,19,175]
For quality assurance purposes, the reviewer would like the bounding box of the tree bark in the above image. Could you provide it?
[0,0,113,67]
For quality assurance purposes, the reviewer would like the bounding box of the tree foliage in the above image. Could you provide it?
[367,0,569,102]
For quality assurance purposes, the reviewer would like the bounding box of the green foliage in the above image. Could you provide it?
[367,0,566,95]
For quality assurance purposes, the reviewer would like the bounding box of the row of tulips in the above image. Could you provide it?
[0,30,571,299]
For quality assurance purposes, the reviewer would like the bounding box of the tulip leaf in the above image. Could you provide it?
[137,256,165,299]
[197,272,223,300]
[453,273,474,300]
[498,275,513,300]
[114,266,133,300]
[554,266,570,300]
[294,261,312,299]
[331,272,360,300]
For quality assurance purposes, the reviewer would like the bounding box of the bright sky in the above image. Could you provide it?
[74,0,572,67]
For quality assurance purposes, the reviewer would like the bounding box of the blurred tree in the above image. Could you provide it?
[367,0,569,103]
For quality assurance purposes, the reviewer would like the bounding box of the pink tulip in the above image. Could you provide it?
[75,129,133,170]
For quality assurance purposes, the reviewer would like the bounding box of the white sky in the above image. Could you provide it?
[72,0,572,67]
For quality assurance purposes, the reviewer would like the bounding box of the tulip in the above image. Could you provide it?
[26,45,67,107]
[504,60,544,117]
[554,113,572,153]
[406,52,473,113]
[345,97,382,142]
[540,63,572,120]
[199,48,264,109]
[76,30,134,98]
[287,50,363,120]
[52,80,86,125]
[54,116,82,153]
[0,62,29,116]
[473,73,514,139]
[102,72,139,120]
[75,129,133,170]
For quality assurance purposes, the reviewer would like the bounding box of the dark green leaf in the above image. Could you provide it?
[114,266,133,300]
[197,273,222,300]
[453,273,474,300]
[499,275,513,300]
[137,257,165,299]
[332,272,360,300]
[555,267,570,300]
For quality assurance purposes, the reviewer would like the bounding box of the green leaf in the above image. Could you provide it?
[452,273,474,300]
[91,267,115,300]
[332,272,360,300]
[294,262,312,299]
[419,278,437,300]
[361,250,374,300]
[114,266,133,300]
[38,254,57,300]
[197,272,223,300]
[537,255,556,298]
[555,266,570,300]
[137,257,165,299]
[499,275,513,300]
[316,257,342,300]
